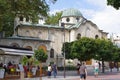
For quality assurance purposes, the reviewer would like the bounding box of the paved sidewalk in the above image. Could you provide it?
[12,68,120,80]
[22,71,120,80]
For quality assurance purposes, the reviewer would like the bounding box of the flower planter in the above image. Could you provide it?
[0,69,5,79]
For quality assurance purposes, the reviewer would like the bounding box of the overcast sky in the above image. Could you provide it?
[48,0,120,37]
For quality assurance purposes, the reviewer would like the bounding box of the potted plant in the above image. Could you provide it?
[34,48,48,80]
[28,56,39,77]
[21,56,32,78]
[21,56,39,78]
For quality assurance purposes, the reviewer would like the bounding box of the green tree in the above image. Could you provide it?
[112,46,120,71]
[45,12,62,25]
[0,0,56,37]
[34,49,48,62]
[94,39,114,73]
[34,49,48,80]
[21,55,29,66]
[107,0,120,9]
[71,37,96,62]
[62,42,73,59]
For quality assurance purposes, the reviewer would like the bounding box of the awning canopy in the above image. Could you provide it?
[0,49,5,54]
[0,47,34,56]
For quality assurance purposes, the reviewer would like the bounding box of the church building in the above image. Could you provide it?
[0,8,108,66]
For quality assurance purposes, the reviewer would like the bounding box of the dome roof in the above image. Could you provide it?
[62,8,82,17]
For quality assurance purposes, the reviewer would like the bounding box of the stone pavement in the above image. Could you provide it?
[21,69,120,80]
[11,68,120,80]
[22,73,120,80]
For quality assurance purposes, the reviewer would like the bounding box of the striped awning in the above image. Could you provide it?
[0,47,34,56]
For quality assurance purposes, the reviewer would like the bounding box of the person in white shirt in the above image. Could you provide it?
[47,64,52,78]
[93,61,99,77]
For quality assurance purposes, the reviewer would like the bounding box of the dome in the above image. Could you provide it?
[61,8,83,17]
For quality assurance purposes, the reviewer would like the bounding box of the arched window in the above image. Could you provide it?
[85,27,90,37]
[76,17,79,22]
[25,30,29,36]
[95,35,99,39]
[66,18,70,22]
[26,17,29,22]
[38,45,47,53]
[50,48,54,58]
[25,46,32,51]
[38,31,42,39]
[10,43,20,48]
[76,33,81,40]
[19,16,23,21]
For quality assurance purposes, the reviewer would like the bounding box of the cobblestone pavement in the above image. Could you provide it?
[9,68,120,80]
[22,71,120,80]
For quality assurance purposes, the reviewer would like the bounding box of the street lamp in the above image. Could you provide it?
[61,23,66,78]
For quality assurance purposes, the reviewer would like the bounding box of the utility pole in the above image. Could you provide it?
[61,23,66,78]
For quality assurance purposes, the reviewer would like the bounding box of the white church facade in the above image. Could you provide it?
[0,8,108,66]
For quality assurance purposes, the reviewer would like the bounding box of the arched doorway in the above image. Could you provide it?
[38,45,47,53]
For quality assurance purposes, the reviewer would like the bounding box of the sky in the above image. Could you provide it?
[48,0,120,38]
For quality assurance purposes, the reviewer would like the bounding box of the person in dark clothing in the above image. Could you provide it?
[79,62,87,80]
[98,61,101,72]
[77,63,81,74]
[52,64,58,78]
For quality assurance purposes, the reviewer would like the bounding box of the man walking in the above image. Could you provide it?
[79,62,87,80]
[52,64,58,78]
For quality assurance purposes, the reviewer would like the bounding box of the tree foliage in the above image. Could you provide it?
[34,49,48,62]
[45,12,62,25]
[21,55,29,66]
[112,47,120,62]
[71,37,96,61]
[94,39,115,73]
[107,0,120,9]
[0,0,57,37]
[62,37,117,62]
[94,39,114,61]
[62,42,73,59]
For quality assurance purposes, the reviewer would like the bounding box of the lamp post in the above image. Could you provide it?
[61,23,66,78]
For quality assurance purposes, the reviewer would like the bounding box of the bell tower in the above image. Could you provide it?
[59,8,83,28]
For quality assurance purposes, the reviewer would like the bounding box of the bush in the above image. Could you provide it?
[57,66,76,71]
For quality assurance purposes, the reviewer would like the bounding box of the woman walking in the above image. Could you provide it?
[47,64,52,78]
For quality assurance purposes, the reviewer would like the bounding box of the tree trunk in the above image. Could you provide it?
[116,62,119,71]
[40,62,42,80]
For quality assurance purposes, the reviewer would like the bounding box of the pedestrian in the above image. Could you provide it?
[18,63,24,80]
[79,62,87,80]
[52,64,58,78]
[76,63,81,74]
[32,66,37,76]
[109,62,114,72]
[93,61,99,77]
[47,64,52,78]
[98,61,101,72]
